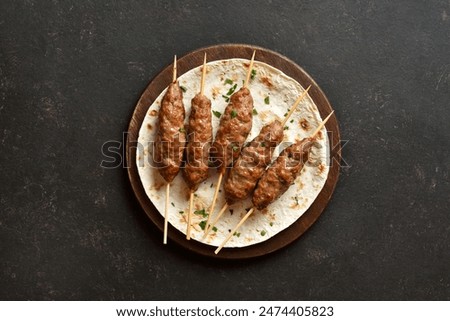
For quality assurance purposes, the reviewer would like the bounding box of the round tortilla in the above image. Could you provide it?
[136,59,330,248]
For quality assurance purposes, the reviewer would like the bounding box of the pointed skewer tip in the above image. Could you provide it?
[200,52,207,95]
[172,55,177,83]
[281,85,312,126]
[215,207,255,254]
[311,110,334,138]
[243,50,256,88]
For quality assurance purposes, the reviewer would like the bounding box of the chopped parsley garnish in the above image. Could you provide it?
[179,127,185,133]
[226,84,237,96]
[284,126,289,130]
[264,96,270,104]
[194,209,208,218]
[230,109,237,118]
[232,144,239,152]
[269,222,274,227]
[212,110,222,118]
[222,95,230,102]
[199,220,207,230]
[212,226,218,232]
[261,142,266,147]
[224,78,233,85]
[250,69,257,80]
[284,112,288,117]
[233,232,241,237]
[294,196,299,205]
[261,230,267,236]
[179,211,184,214]
[194,193,198,197]
[180,86,187,93]
[290,119,294,123]
[210,183,213,188]
[171,202,175,207]
[252,108,258,115]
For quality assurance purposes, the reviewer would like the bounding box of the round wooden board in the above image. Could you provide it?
[126,44,341,259]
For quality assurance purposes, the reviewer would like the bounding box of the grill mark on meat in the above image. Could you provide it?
[252,138,315,210]
[210,87,253,172]
[183,93,213,191]
[224,120,283,204]
[154,82,186,183]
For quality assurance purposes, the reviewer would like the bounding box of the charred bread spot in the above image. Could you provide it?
[300,118,310,130]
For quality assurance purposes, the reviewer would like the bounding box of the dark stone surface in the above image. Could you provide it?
[1,0,449,300]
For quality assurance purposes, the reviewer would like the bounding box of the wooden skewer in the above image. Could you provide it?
[311,111,334,139]
[204,172,223,233]
[200,52,207,96]
[172,55,177,83]
[186,191,194,240]
[215,207,255,254]
[187,54,208,240]
[281,85,312,126]
[163,183,170,244]
[243,50,256,88]
[203,202,228,239]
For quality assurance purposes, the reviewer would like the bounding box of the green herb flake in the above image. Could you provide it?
[194,193,198,197]
[222,95,230,103]
[179,127,185,133]
[230,109,237,118]
[284,126,289,130]
[194,209,208,218]
[261,230,267,236]
[212,226,218,232]
[252,108,258,115]
[294,196,299,205]
[199,220,207,230]
[213,110,222,118]
[290,119,294,123]
[226,84,238,96]
[232,145,239,152]
[179,211,184,214]
[283,112,288,117]
[250,69,257,80]
[261,142,266,147]
[180,86,187,93]
[171,202,175,207]
[269,222,274,227]
[264,96,270,105]
[233,232,241,237]
[224,78,233,85]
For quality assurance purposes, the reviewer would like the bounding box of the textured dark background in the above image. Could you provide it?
[1,0,449,300]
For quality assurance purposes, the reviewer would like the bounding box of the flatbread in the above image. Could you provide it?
[136,59,330,247]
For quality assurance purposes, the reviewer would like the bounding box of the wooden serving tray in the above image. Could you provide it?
[126,44,341,259]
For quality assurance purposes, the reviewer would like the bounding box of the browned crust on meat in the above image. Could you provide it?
[154,82,186,183]
[224,120,283,204]
[252,138,315,210]
[183,93,213,191]
[210,87,253,172]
